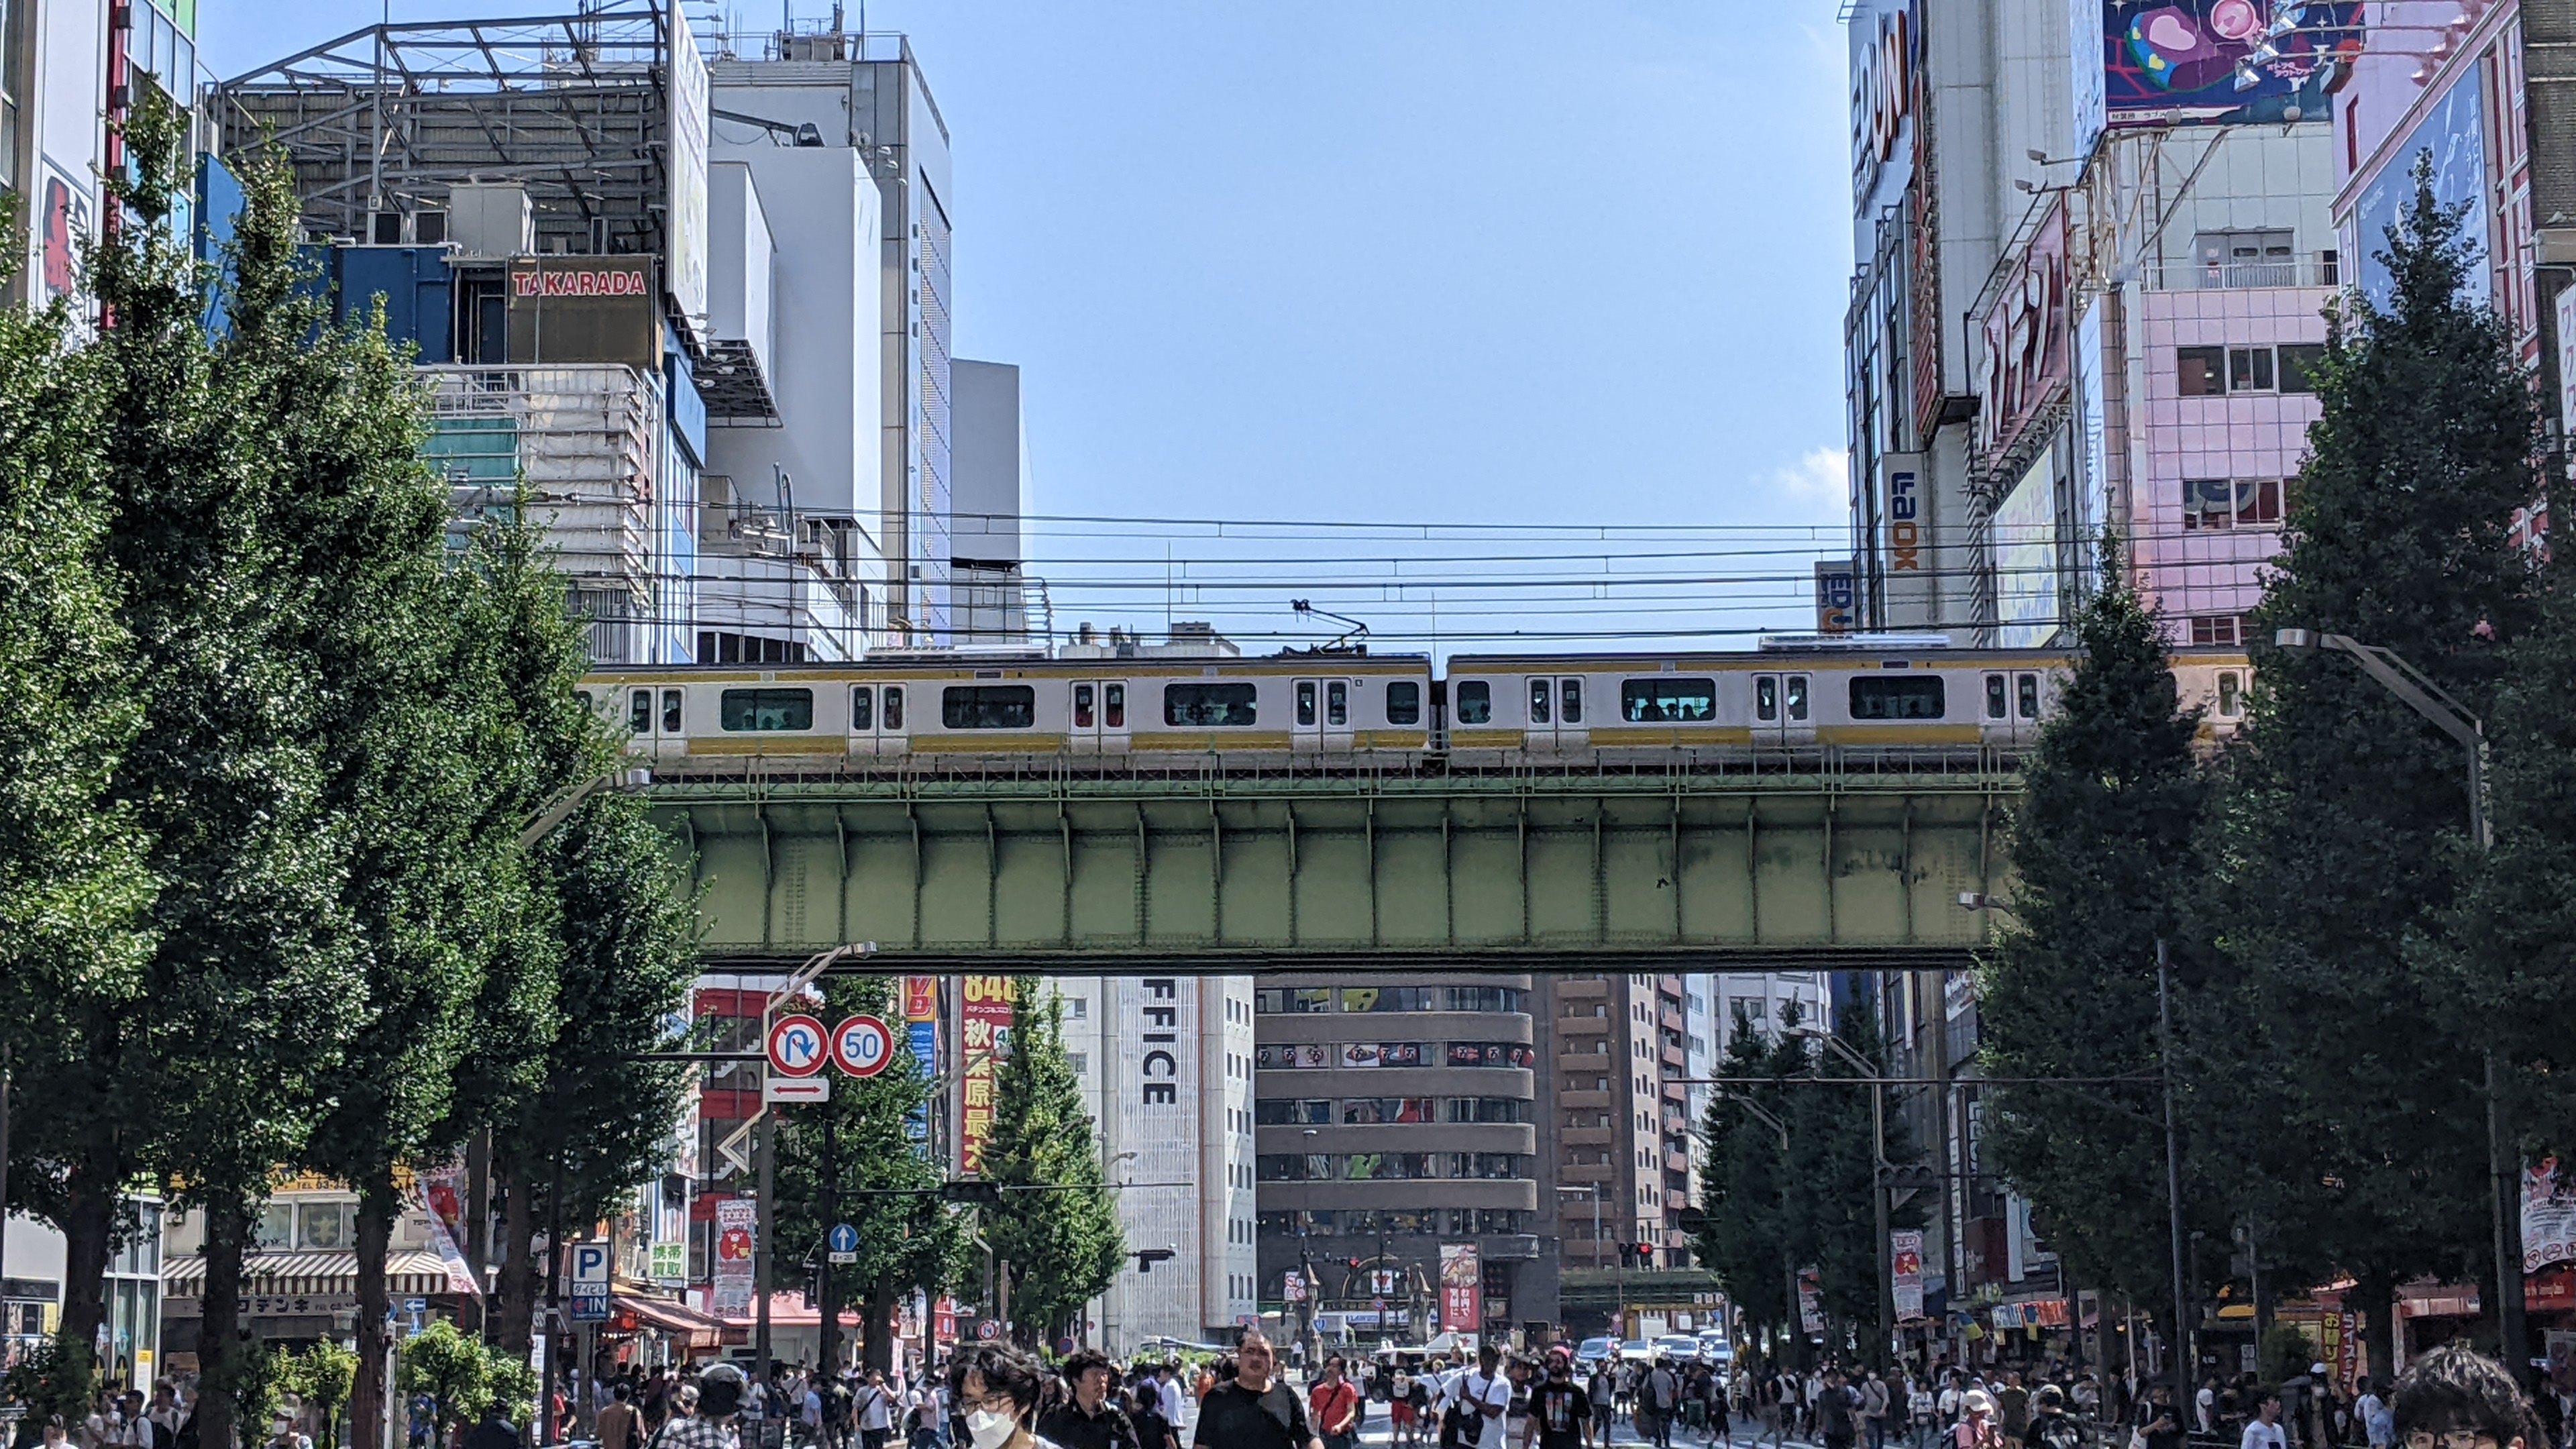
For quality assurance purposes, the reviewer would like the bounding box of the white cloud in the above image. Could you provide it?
[1774,446,1850,508]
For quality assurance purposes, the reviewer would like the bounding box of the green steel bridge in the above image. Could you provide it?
[651,752,2017,976]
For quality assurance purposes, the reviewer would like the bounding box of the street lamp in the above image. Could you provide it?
[2274,626,2524,1379]
[517,767,654,850]
[1787,1026,1893,1371]
[1719,1091,1806,1368]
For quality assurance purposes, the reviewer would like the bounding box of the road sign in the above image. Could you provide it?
[768,1014,828,1077]
[1373,1297,1387,1312]
[765,1075,830,1104]
[830,1014,895,1077]
[828,1224,860,1253]
[569,1242,611,1323]
[1371,1269,1397,1295]
[977,1320,1000,1341]
[1281,1271,1305,1303]
[404,1298,427,1313]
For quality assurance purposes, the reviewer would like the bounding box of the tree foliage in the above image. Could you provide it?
[980,987,1124,1342]
[1979,540,2220,1305]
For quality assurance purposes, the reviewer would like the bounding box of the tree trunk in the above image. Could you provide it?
[55,1140,121,1371]
[2356,1271,2397,1386]
[199,1194,251,1449]
[862,1279,895,1372]
[494,1157,536,1356]
[460,1133,490,1336]
[352,1174,396,1449]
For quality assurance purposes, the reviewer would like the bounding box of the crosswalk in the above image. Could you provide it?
[1338,1418,1839,1449]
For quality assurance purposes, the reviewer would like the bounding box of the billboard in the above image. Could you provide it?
[2100,0,2361,129]
[506,258,663,366]
[1815,560,1858,634]
[1890,1230,1926,1322]
[2351,66,2486,310]
[904,976,938,1144]
[957,976,1016,1175]
[1850,1,1917,207]
[1995,446,2063,649]
[666,0,710,340]
[1439,1243,1481,1332]
[1974,200,2070,466]
[711,1197,756,1316]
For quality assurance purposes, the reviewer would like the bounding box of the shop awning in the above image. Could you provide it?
[163,1251,454,1298]
[610,1294,724,1349]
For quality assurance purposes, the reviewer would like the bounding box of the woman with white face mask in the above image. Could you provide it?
[947,1346,1065,1449]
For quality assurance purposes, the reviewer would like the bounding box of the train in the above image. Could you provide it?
[580,636,2255,771]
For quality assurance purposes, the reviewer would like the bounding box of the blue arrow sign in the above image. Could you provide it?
[828,1223,860,1254]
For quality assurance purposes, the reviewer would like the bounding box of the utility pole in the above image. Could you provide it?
[818,1104,839,1376]
[2158,941,2192,1412]
[755,1113,776,1373]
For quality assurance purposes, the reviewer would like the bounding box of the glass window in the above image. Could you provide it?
[2244,478,2283,525]
[629,689,651,733]
[2016,673,2040,720]
[256,1203,293,1250]
[1254,987,1334,1014]
[297,1201,353,1250]
[718,688,814,731]
[2229,345,2275,392]
[2217,670,2245,718]
[1387,680,1421,724]
[1295,680,1317,727]
[1756,676,1778,722]
[661,689,682,733]
[1621,678,1717,722]
[1073,683,1095,729]
[883,686,904,730]
[1454,681,1491,724]
[2191,615,2243,647]
[1256,1099,1332,1126]
[850,686,873,731]
[1527,679,1551,725]
[1785,674,1809,721]
[2182,478,2235,531]
[575,689,593,712]
[1164,682,1258,726]
[1560,678,1583,724]
[2279,342,2326,394]
[1443,1097,1528,1124]
[1442,985,1523,1013]
[1326,680,1348,727]
[1342,1097,1434,1125]
[941,685,1035,729]
[1848,676,1945,720]
[1104,683,1125,729]
[1342,985,1437,1012]
[1984,674,2008,720]
[2176,345,2226,397]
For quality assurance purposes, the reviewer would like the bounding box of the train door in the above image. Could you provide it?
[1292,678,1355,753]
[1069,680,1132,755]
[1522,676,1589,751]
[625,684,687,761]
[1750,672,1812,747]
[1978,669,2043,743]
[848,682,911,757]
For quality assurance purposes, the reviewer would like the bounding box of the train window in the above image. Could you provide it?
[1621,678,1716,722]
[1984,674,2008,720]
[2016,673,2040,720]
[2217,670,2244,718]
[1848,676,1945,720]
[1104,684,1126,729]
[1073,683,1095,729]
[1454,681,1491,724]
[1560,678,1582,724]
[1296,680,1317,727]
[943,685,1036,729]
[662,690,683,733]
[1785,674,1809,721]
[883,686,904,730]
[629,689,651,732]
[1326,681,1348,727]
[850,686,873,730]
[1756,676,1778,722]
[718,688,815,731]
[1527,679,1552,725]
[1165,682,1259,726]
[1387,681,1422,725]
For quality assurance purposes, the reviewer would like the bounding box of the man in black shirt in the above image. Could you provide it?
[1041,1350,1142,1449]
[1191,1332,1320,1449]
[1524,1353,1594,1449]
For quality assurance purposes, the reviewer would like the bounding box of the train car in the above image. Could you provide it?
[581,650,1436,769]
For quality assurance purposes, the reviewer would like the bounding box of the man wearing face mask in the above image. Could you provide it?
[1190,1332,1321,1449]
[949,1344,1066,1449]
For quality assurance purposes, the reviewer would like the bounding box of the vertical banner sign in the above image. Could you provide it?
[2337,1310,2361,1395]
[1799,1267,1826,1335]
[958,977,1016,1175]
[934,1296,959,1344]
[1439,1244,1481,1334]
[712,1197,757,1316]
[1890,1230,1925,1321]
[417,1161,482,1297]
[2525,1159,2576,1271]
[665,0,710,341]
[2557,287,2576,446]
[1815,560,1858,634]
[904,977,940,1144]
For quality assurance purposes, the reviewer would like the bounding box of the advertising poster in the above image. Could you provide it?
[959,976,1016,1175]
[1440,1244,1481,1333]
[1994,447,2063,649]
[904,976,939,1144]
[1815,560,1858,634]
[2353,68,2487,309]
[2101,0,2361,128]
[1799,1267,1826,1334]
[415,1165,482,1297]
[1891,1230,1926,1321]
[2526,1159,2576,1271]
[712,1197,757,1316]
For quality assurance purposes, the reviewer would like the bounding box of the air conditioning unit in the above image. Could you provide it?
[368,209,403,245]
[412,208,447,245]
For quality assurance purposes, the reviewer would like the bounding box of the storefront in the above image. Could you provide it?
[162,1250,457,1364]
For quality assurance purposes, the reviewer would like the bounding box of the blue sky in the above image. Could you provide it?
[210,2,1860,647]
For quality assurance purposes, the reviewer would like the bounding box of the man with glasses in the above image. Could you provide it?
[1191,1332,1320,1449]
[2392,1346,2542,1449]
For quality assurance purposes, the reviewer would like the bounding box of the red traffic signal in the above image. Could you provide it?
[1635,1242,1655,1264]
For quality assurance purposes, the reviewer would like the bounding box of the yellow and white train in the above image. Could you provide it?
[581,639,2255,770]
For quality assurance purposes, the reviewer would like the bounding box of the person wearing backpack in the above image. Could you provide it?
[1442,1346,1513,1449]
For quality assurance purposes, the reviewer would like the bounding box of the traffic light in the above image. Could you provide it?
[1635,1242,1656,1267]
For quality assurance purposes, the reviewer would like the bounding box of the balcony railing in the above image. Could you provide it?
[2146,253,2342,290]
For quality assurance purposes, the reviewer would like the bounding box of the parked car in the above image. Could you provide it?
[1575,1336,1617,1370]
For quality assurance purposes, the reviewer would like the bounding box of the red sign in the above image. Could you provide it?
[1974,197,2070,466]
[959,977,1016,1175]
[1439,1244,1481,1334]
[904,977,938,1021]
[831,1014,895,1078]
[934,1297,958,1344]
[767,1014,828,1077]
